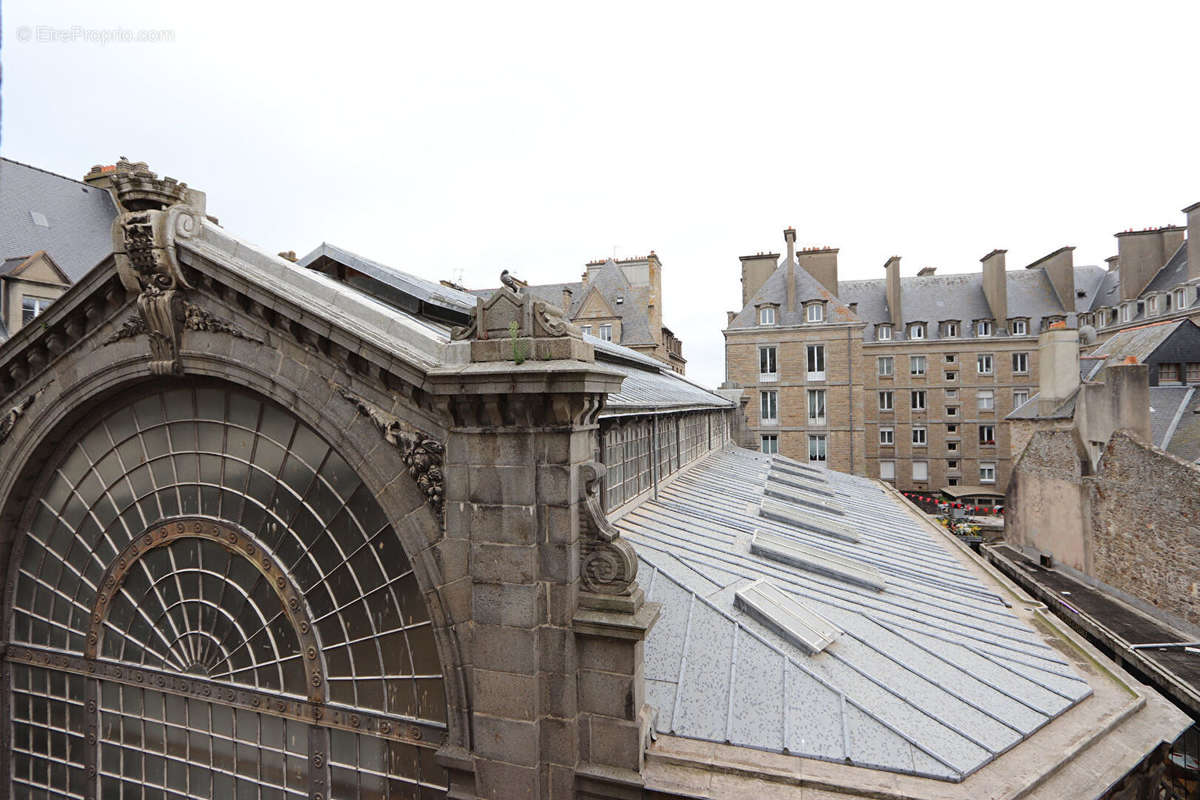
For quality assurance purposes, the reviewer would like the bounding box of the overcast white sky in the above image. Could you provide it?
[4,0,1198,387]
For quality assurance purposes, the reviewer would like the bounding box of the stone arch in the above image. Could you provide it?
[0,350,471,794]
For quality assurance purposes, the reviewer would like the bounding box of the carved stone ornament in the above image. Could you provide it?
[108,159,208,375]
[0,381,50,445]
[103,300,262,348]
[451,276,580,342]
[578,461,638,596]
[331,382,445,518]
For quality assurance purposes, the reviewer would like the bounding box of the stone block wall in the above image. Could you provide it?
[1087,432,1200,630]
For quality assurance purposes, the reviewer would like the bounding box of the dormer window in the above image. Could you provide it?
[909,323,925,340]
[805,302,825,323]
[615,296,624,305]
[943,321,959,338]
[1147,296,1158,316]
[1121,303,1135,323]
[759,306,777,326]
[1174,288,1189,310]
[1011,319,1028,336]
[877,324,892,341]
[976,320,993,337]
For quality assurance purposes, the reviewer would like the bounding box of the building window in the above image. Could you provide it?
[808,434,827,462]
[879,391,893,411]
[946,406,958,417]
[944,322,959,338]
[910,355,926,376]
[759,346,778,382]
[807,389,826,424]
[946,389,958,399]
[947,424,958,434]
[910,323,925,340]
[1159,363,1181,383]
[760,307,777,325]
[912,461,928,481]
[945,353,957,363]
[979,424,996,445]
[911,390,926,411]
[598,324,613,341]
[21,296,53,325]
[877,324,892,341]
[806,302,824,323]
[977,354,993,374]
[806,344,825,380]
[912,426,927,446]
[947,440,958,452]
[761,434,778,454]
[877,356,894,377]
[1187,363,1200,383]
[1121,303,1134,323]
[760,390,778,424]
[1011,319,1028,335]
[880,460,895,480]
[977,389,994,411]
[1175,288,1190,310]
[945,371,957,382]
[1013,389,1029,407]
[879,427,894,446]
[1012,352,1029,374]
[980,462,996,484]
[977,320,993,337]
[580,325,592,336]
[948,459,958,469]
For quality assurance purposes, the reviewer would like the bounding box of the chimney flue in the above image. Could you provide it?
[980,249,1008,330]
[784,227,796,264]
[884,256,903,329]
[1185,202,1200,282]
[784,228,797,313]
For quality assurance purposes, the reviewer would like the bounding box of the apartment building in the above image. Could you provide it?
[725,202,1199,493]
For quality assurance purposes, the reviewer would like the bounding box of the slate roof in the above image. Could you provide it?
[1159,388,1200,463]
[620,448,1092,781]
[0,158,116,281]
[1142,242,1190,296]
[1081,319,1189,380]
[728,260,855,330]
[1149,386,1194,451]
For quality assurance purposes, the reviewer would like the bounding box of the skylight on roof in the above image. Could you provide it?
[759,498,858,542]
[30,210,49,227]
[735,579,842,654]
[764,478,844,515]
[751,529,885,591]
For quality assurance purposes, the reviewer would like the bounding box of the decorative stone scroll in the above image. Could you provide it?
[102,300,262,347]
[330,383,445,519]
[578,461,638,596]
[107,159,208,375]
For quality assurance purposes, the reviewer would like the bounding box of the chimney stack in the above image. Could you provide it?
[796,246,840,296]
[917,266,936,277]
[1027,247,1075,311]
[1185,202,1200,282]
[784,228,797,313]
[981,249,1009,330]
[739,252,780,308]
[1037,327,1081,412]
[562,287,573,313]
[1116,226,1185,300]
[1105,255,1120,272]
[884,256,903,329]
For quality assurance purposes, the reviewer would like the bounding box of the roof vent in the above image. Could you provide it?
[616,296,624,304]
[29,211,49,228]
[751,529,885,591]
[767,469,835,497]
[759,498,858,542]
[764,478,844,515]
[735,579,842,654]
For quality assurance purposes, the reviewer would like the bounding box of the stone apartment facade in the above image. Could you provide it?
[726,204,1200,494]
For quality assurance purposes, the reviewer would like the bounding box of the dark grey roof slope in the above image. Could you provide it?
[1142,242,1190,296]
[0,158,116,280]
[1088,270,1121,312]
[1072,266,1109,312]
[727,259,855,330]
[1160,389,1200,463]
[621,448,1091,781]
[1149,386,1194,450]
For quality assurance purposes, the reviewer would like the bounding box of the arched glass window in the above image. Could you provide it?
[5,383,447,798]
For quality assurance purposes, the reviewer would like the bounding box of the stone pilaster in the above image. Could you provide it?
[430,280,658,799]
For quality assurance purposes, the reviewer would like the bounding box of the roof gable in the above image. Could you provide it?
[1,250,72,285]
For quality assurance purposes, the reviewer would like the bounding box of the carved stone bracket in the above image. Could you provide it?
[0,380,50,445]
[578,461,638,596]
[331,382,445,520]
